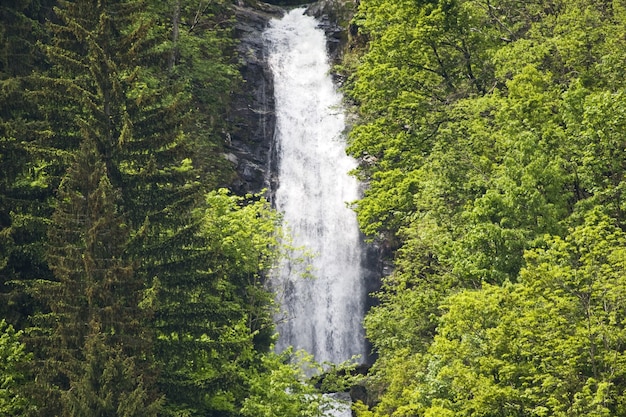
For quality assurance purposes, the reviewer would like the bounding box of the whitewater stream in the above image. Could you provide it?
[265,6,366,379]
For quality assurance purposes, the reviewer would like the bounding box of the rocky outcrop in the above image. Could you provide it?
[227,3,283,195]
[306,0,358,64]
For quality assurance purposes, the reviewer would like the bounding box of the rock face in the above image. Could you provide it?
[227,3,283,195]
[306,0,357,64]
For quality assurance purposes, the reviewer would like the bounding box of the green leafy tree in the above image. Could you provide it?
[564,86,626,222]
[513,209,626,415]
[0,319,32,415]
[347,0,503,240]
[359,210,626,417]
[349,0,626,414]
[242,349,347,417]
[168,0,237,187]
[155,189,282,416]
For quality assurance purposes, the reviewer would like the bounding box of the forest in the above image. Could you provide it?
[0,0,347,415]
[344,0,626,415]
[2,0,626,416]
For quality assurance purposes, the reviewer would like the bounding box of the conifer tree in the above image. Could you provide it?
[0,319,32,415]
[0,0,57,329]
[36,0,256,414]
[31,138,161,416]
[34,0,204,261]
[63,330,162,417]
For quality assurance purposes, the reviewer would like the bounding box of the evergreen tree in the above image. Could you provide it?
[0,0,57,329]
[63,330,162,417]
[31,138,160,416]
[35,0,262,414]
[155,189,282,417]
[0,319,32,415]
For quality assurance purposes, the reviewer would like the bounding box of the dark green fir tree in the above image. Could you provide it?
[29,0,267,414]
[30,139,161,416]
[0,0,57,329]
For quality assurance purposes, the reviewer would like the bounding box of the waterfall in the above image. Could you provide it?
[265,8,367,367]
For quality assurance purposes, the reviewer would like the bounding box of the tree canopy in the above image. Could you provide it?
[344,0,626,415]
[0,0,341,415]
[3,0,626,415]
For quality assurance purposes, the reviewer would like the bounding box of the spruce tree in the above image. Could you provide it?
[32,138,160,416]
[0,0,57,329]
[63,331,161,417]
[31,0,264,414]
[0,319,32,415]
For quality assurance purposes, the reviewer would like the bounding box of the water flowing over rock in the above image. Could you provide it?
[264,8,368,365]
[228,1,358,194]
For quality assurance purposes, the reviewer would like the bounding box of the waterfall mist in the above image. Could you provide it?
[265,8,367,366]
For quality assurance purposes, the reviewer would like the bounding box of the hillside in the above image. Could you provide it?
[344,0,626,415]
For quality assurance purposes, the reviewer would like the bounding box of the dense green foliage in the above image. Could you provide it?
[0,0,341,416]
[5,0,626,415]
[344,0,626,415]
[0,0,57,329]
[30,138,161,416]
[0,319,31,415]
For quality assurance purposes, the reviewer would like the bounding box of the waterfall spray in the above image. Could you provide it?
[265,8,366,367]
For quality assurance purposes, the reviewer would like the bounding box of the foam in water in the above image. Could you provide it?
[265,8,366,366]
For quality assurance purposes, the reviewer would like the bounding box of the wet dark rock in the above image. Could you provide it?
[227,3,283,195]
[306,0,357,64]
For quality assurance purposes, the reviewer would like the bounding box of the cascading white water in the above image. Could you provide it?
[265,8,366,368]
